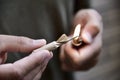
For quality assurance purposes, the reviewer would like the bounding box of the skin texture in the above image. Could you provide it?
[60,9,103,71]
[0,35,53,80]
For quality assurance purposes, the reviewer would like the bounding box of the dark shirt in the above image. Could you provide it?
[0,0,89,80]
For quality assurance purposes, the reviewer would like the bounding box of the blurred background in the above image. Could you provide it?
[74,0,120,80]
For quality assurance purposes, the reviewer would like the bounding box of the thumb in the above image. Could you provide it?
[81,21,100,44]
[0,50,52,80]
[0,35,46,53]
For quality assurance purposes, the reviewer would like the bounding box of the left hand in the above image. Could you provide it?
[60,9,103,71]
[0,35,52,80]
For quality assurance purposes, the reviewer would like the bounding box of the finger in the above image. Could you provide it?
[64,41,80,65]
[60,45,73,70]
[23,66,41,80]
[78,35,102,63]
[0,35,46,53]
[0,50,52,80]
[23,59,48,80]
[13,50,52,79]
[24,51,53,80]
[60,44,77,68]
[33,52,52,80]
[61,58,98,71]
[0,64,20,80]
[61,41,81,69]
[33,68,44,80]
[60,44,66,63]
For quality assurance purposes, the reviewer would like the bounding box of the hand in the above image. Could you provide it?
[0,35,53,80]
[60,9,103,71]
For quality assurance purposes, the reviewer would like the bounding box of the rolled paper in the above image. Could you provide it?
[38,34,70,51]
[38,41,61,51]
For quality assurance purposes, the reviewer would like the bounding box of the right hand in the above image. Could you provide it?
[0,35,53,80]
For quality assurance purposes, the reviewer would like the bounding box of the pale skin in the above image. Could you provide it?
[60,9,103,71]
[0,35,53,80]
[0,9,103,80]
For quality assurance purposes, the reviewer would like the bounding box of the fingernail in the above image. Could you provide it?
[83,32,93,43]
[33,39,46,45]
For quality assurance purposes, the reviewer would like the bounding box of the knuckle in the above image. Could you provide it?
[17,36,32,45]
[16,37,26,47]
[16,36,33,52]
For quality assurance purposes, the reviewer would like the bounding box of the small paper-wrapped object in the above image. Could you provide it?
[38,41,61,51]
[38,34,73,51]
